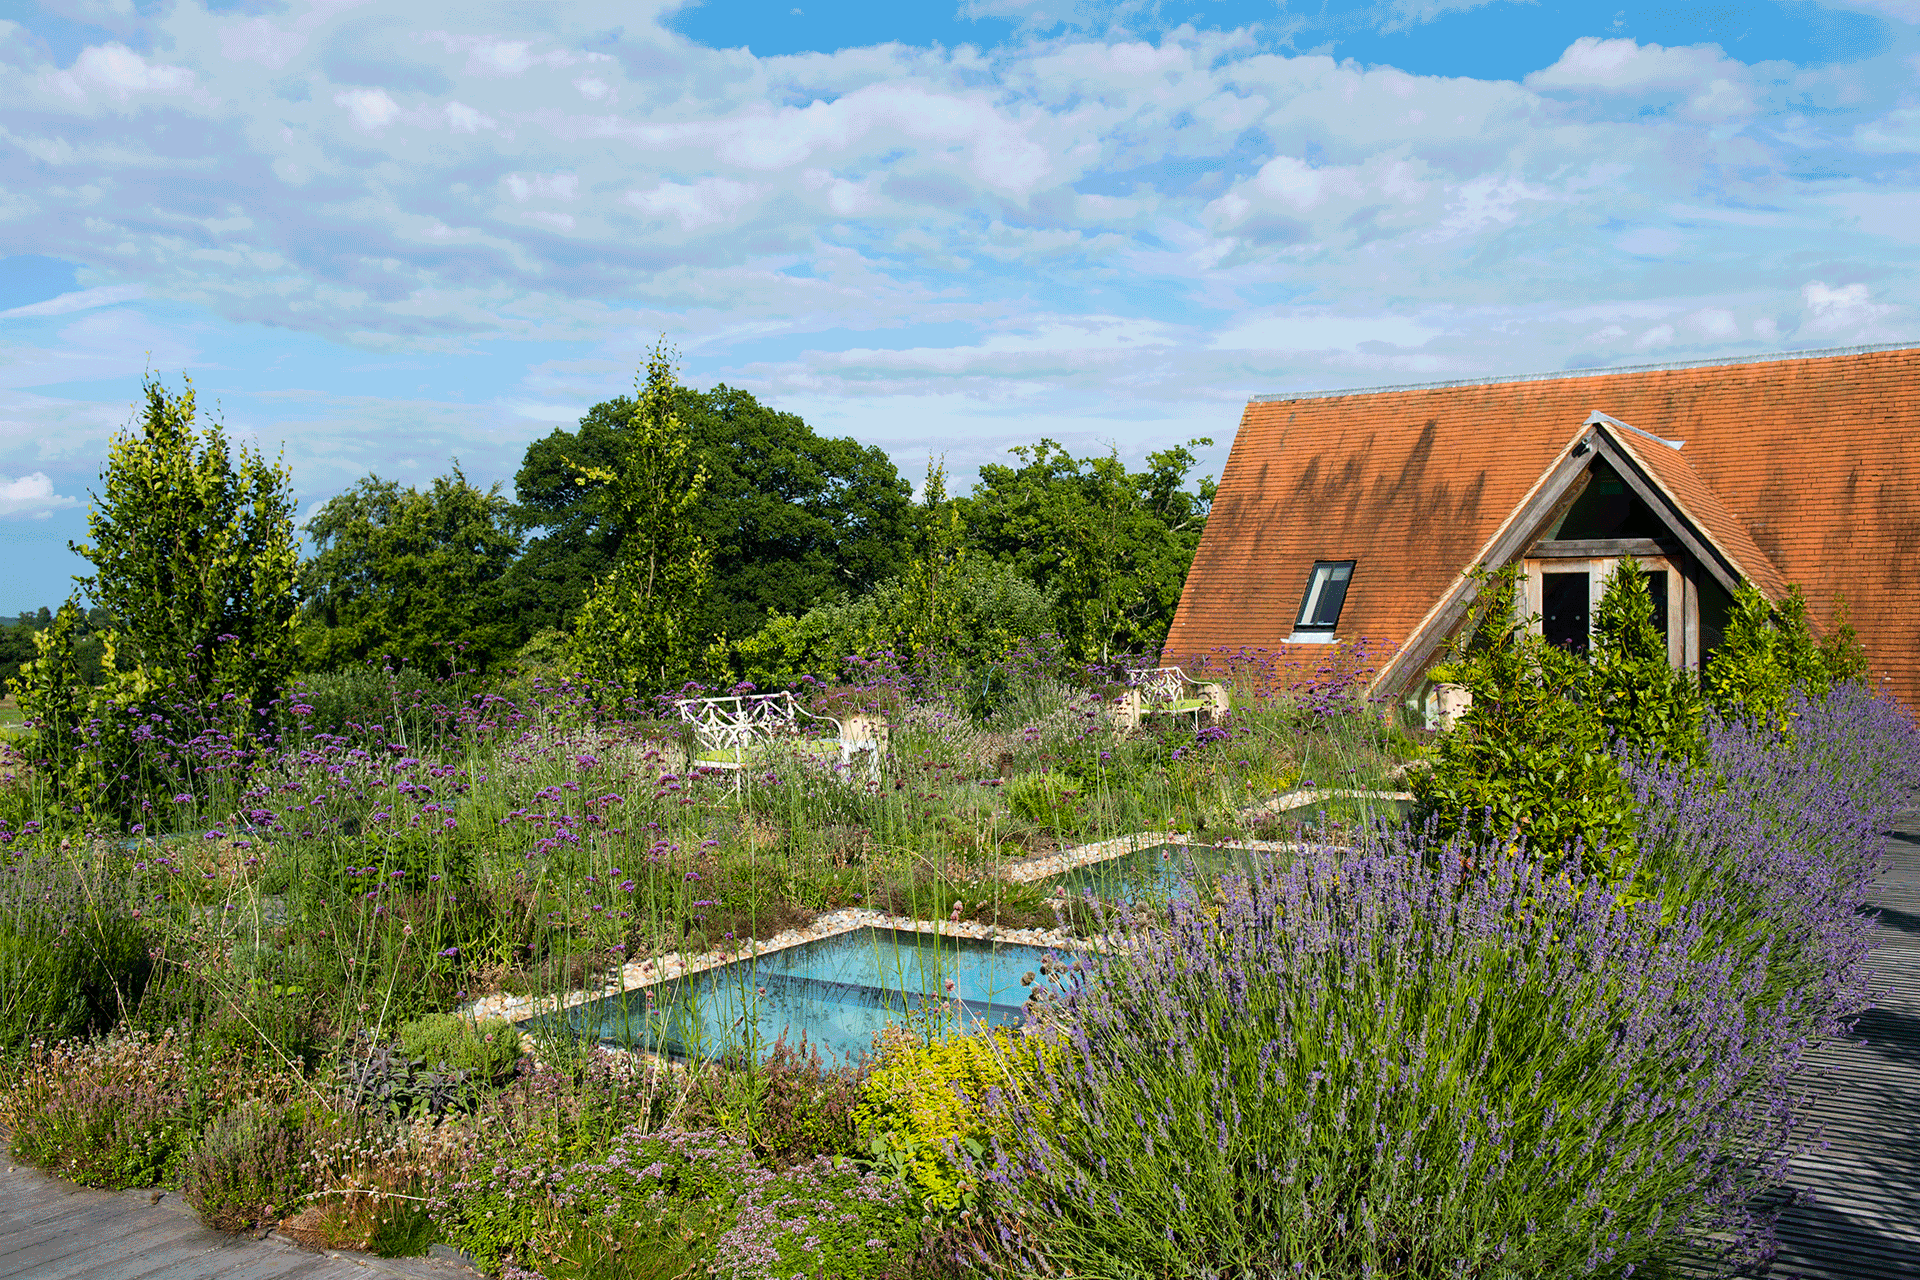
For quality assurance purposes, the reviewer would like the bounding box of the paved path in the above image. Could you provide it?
[0,1155,477,1280]
[1772,804,1920,1278]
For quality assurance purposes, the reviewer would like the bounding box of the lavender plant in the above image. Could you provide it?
[966,683,1917,1279]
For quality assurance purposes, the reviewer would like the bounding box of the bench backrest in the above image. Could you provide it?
[675,691,804,751]
[1128,666,1192,706]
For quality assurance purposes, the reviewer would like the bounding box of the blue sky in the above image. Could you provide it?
[1,0,1916,609]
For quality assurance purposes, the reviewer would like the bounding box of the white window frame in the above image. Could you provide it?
[1289,560,1354,643]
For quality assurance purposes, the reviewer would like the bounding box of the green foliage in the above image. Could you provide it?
[1002,770,1084,835]
[0,895,149,1051]
[1588,558,1702,762]
[435,1128,746,1276]
[508,381,912,643]
[298,466,522,674]
[1707,583,1867,729]
[963,436,1214,662]
[1412,566,1640,871]
[9,598,92,800]
[854,1025,1050,1217]
[71,374,298,732]
[397,1013,522,1083]
[567,345,716,689]
[1819,591,1870,684]
[0,607,111,690]
[734,557,1056,689]
[184,1100,316,1230]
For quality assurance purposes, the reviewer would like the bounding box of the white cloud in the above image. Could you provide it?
[47,42,198,104]
[335,86,400,131]
[504,172,580,202]
[1525,37,1761,120]
[0,472,79,518]
[1212,313,1439,352]
[0,0,1910,547]
[1801,281,1899,336]
[626,178,760,231]
[0,284,143,319]
[1854,107,1920,154]
[1686,308,1738,338]
[443,101,496,133]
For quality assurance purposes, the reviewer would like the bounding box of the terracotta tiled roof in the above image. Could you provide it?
[1163,343,1920,710]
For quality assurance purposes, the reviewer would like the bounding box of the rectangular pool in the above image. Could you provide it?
[535,926,1062,1064]
[1047,843,1269,900]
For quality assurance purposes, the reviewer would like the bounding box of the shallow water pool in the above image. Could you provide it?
[535,926,1062,1064]
[1046,843,1267,900]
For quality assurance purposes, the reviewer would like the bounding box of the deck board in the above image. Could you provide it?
[0,1161,477,1280]
[1769,805,1920,1279]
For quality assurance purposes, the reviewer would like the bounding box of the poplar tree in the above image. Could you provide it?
[567,344,714,689]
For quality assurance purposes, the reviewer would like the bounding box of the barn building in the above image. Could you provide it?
[1161,343,1920,714]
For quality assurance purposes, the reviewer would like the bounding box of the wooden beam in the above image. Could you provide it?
[1525,537,1675,559]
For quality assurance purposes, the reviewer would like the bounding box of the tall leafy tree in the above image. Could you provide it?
[507,381,913,641]
[566,346,715,688]
[71,374,298,729]
[298,466,522,674]
[963,438,1215,661]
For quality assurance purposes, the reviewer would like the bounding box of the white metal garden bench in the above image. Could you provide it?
[673,691,884,781]
[1115,666,1229,730]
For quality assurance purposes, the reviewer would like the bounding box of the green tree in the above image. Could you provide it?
[298,466,522,674]
[8,599,90,795]
[506,384,912,642]
[1588,559,1701,762]
[1705,583,1864,729]
[71,374,298,732]
[566,346,715,689]
[963,438,1214,662]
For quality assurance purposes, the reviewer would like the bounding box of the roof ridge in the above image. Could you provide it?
[1247,340,1920,405]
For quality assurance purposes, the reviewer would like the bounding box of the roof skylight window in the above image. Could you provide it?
[1290,561,1353,643]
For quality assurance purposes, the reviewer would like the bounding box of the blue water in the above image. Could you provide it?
[1048,843,1265,901]
[1049,798,1412,901]
[538,927,1062,1064]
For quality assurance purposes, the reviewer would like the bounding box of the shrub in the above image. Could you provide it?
[1412,566,1639,869]
[1002,770,1082,834]
[2,1031,202,1189]
[184,1099,316,1231]
[712,1155,922,1280]
[855,1024,1051,1217]
[684,1035,866,1167]
[342,1039,486,1120]
[398,1013,522,1084]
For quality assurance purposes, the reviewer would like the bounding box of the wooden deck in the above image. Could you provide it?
[1771,804,1920,1278]
[0,1156,476,1280]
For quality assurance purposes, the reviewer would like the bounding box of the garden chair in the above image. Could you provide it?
[1116,666,1229,730]
[674,691,880,784]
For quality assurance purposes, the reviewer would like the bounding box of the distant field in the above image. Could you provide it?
[0,693,25,729]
